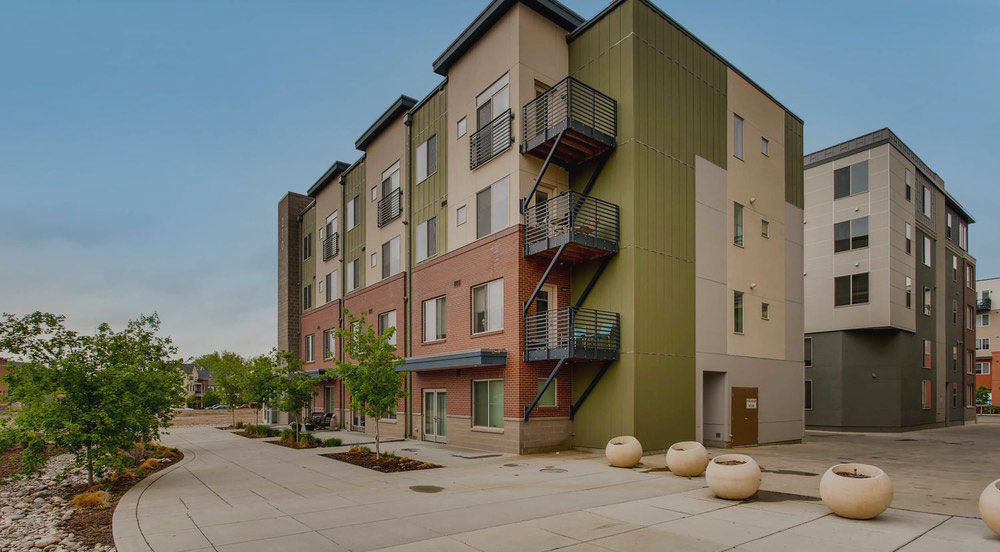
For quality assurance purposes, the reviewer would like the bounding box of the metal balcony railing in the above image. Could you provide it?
[377,188,402,227]
[322,232,339,261]
[525,307,620,361]
[470,109,513,169]
[524,191,619,258]
[978,297,992,311]
[522,76,616,161]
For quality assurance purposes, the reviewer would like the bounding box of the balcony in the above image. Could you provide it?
[525,307,620,362]
[978,297,992,311]
[322,232,339,261]
[524,191,619,261]
[470,109,513,169]
[522,77,616,167]
[377,188,403,227]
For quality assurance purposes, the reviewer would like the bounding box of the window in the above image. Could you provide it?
[968,306,975,330]
[952,384,958,408]
[457,117,467,138]
[370,252,377,268]
[347,196,359,229]
[979,313,990,327]
[834,160,869,199]
[960,222,968,250]
[304,334,315,363]
[733,291,744,333]
[835,273,869,306]
[966,264,973,288]
[905,276,912,309]
[923,286,932,316]
[382,408,397,420]
[302,284,312,311]
[921,380,932,410]
[457,205,467,226]
[905,223,912,255]
[922,236,932,267]
[416,217,437,262]
[977,338,990,350]
[923,339,932,369]
[921,185,932,218]
[473,379,504,429]
[953,345,959,372]
[905,169,912,201]
[325,271,338,303]
[378,311,397,346]
[977,362,991,375]
[804,337,812,367]
[303,233,312,260]
[834,216,869,252]
[381,236,400,279]
[733,202,744,247]
[804,380,813,410]
[761,220,769,238]
[347,258,360,291]
[325,211,338,241]
[371,186,377,202]
[423,296,446,342]
[323,329,336,360]
[952,299,958,324]
[476,176,509,238]
[946,213,953,239]
[952,256,958,282]
[761,137,769,156]
[733,114,744,160]
[416,134,437,183]
[968,383,975,407]
[536,378,556,407]
[472,279,504,334]
[477,74,510,131]
[761,302,770,320]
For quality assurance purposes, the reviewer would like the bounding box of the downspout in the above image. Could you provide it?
[338,174,347,430]
[404,112,414,439]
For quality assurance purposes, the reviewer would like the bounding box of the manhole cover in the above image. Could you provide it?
[409,485,444,493]
[540,468,567,473]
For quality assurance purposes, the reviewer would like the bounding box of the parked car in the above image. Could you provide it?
[207,403,227,410]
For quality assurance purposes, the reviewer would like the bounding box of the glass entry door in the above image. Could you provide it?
[423,390,447,443]
[351,409,365,432]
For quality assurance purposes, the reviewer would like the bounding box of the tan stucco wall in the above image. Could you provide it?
[364,115,408,285]
[315,180,343,305]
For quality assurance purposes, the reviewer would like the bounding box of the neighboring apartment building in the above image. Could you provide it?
[277,0,806,453]
[803,129,976,431]
[975,278,1000,404]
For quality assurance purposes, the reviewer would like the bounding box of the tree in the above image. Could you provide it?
[0,312,184,484]
[242,353,280,424]
[194,351,246,426]
[270,350,318,441]
[335,310,405,454]
[977,385,992,406]
[201,387,221,408]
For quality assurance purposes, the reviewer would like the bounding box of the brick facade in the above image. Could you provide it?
[278,192,312,355]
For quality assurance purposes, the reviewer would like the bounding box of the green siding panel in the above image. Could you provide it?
[784,113,804,208]
[409,87,448,265]
[343,160,366,288]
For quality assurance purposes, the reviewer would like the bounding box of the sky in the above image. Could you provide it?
[1,0,998,359]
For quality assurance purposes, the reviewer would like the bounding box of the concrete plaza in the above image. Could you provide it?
[112,422,1000,552]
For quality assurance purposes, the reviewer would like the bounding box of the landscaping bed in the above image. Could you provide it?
[234,423,281,439]
[322,447,440,473]
[266,429,341,449]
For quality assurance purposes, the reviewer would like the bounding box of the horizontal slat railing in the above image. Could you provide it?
[522,77,616,151]
[525,306,620,359]
[322,232,339,260]
[470,109,513,169]
[524,191,620,253]
[377,188,402,227]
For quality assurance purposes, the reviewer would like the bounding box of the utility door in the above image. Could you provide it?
[731,387,758,447]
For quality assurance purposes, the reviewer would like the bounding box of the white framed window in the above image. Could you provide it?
[733,114,744,160]
[960,222,968,250]
[457,117,467,138]
[378,311,397,346]
[472,279,504,334]
[457,205,467,226]
[476,73,510,132]
[905,223,912,255]
[371,186,378,202]
[416,217,437,262]
[536,378,556,407]
[923,236,932,267]
[923,286,932,316]
[423,296,446,342]
[804,337,812,367]
[381,236,400,279]
[476,176,509,239]
[416,135,437,183]
[323,329,336,360]
[977,338,991,350]
[473,379,504,429]
[946,212,953,239]
[760,137,769,156]
[922,185,932,218]
[952,255,958,281]
[347,196,359,229]
[326,210,338,238]
[977,362,991,375]
[905,276,912,309]
[981,314,991,328]
[370,252,377,268]
[304,334,315,363]
[381,161,400,198]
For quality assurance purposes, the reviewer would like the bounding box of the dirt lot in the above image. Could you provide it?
[170,408,259,427]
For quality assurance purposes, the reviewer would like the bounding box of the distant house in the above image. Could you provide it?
[180,363,214,405]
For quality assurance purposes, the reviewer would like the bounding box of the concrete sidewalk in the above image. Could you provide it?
[113,426,1000,552]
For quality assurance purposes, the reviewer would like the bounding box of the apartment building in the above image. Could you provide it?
[277,0,806,453]
[975,277,999,404]
[803,129,976,431]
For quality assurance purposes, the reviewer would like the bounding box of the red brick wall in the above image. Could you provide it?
[301,299,342,372]
[343,272,406,358]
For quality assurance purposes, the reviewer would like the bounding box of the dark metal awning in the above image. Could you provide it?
[398,349,507,373]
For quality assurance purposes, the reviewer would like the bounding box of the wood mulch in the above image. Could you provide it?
[60,449,184,547]
[321,450,441,473]
[234,430,277,439]
[267,439,322,450]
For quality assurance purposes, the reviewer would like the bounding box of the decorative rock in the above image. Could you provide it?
[819,463,893,520]
[665,441,709,477]
[978,478,1000,536]
[605,436,643,468]
[705,454,762,500]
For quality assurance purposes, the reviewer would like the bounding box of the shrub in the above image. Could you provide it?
[324,438,342,447]
[133,468,147,477]
[0,428,17,453]
[379,450,396,458]
[71,490,110,509]
[279,427,296,442]
[298,433,321,447]
[349,445,372,455]
[138,458,159,470]
[243,424,279,438]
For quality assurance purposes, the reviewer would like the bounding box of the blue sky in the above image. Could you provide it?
[1,1,997,358]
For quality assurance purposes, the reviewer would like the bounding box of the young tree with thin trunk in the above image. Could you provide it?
[194,351,246,427]
[243,353,280,424]
[270,350,319,441]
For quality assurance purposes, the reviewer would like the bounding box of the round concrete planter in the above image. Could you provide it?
[666,441,709,477]
[705,454,761,500]
[605,436,642,468]
[979,478,1000,535]
[819,463,893,519]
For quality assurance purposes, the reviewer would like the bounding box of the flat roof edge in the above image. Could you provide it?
[355,95,418,150]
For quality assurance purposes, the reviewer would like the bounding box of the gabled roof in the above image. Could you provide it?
[307,161,350,198]
[354,95,417,150]
[432,0,584,76]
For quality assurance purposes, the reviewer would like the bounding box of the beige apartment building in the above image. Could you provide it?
[975,277,999,403]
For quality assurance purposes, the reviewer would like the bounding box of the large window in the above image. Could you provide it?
[834,160,869,199]
[923,339,932,369]
[923,286,932,316]
[423,296,446,342]
[476,74,509,131]
[834,216,869,252]
[536,378,556,407]
[977,338,991,350]
[347,196,359,229]
[980,314,990,327]
[733,114,744,160]
[378,310,397,346]
[416,134,438,183]
[304,334,315,363]
[381,236,401,279]
[804,337,813,367]
[804,380,813,410]
[325,271,338,303]
[323,329,335,360]
[476,176,509,238]
[923,236,932,267]
[473,379,504,429]
[733,203,744,247]
[302,284,312,311]
[416,217,437,262]
[977,362,991,375]
[835,273,869,306]
[347,258,360,291]
[472,279,504,334]
[381,161,400,199]
[733,291,744,334]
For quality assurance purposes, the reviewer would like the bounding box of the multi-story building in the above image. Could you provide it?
[277,0,806,453]
[975,277,999,404]
[803,129,976,431]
